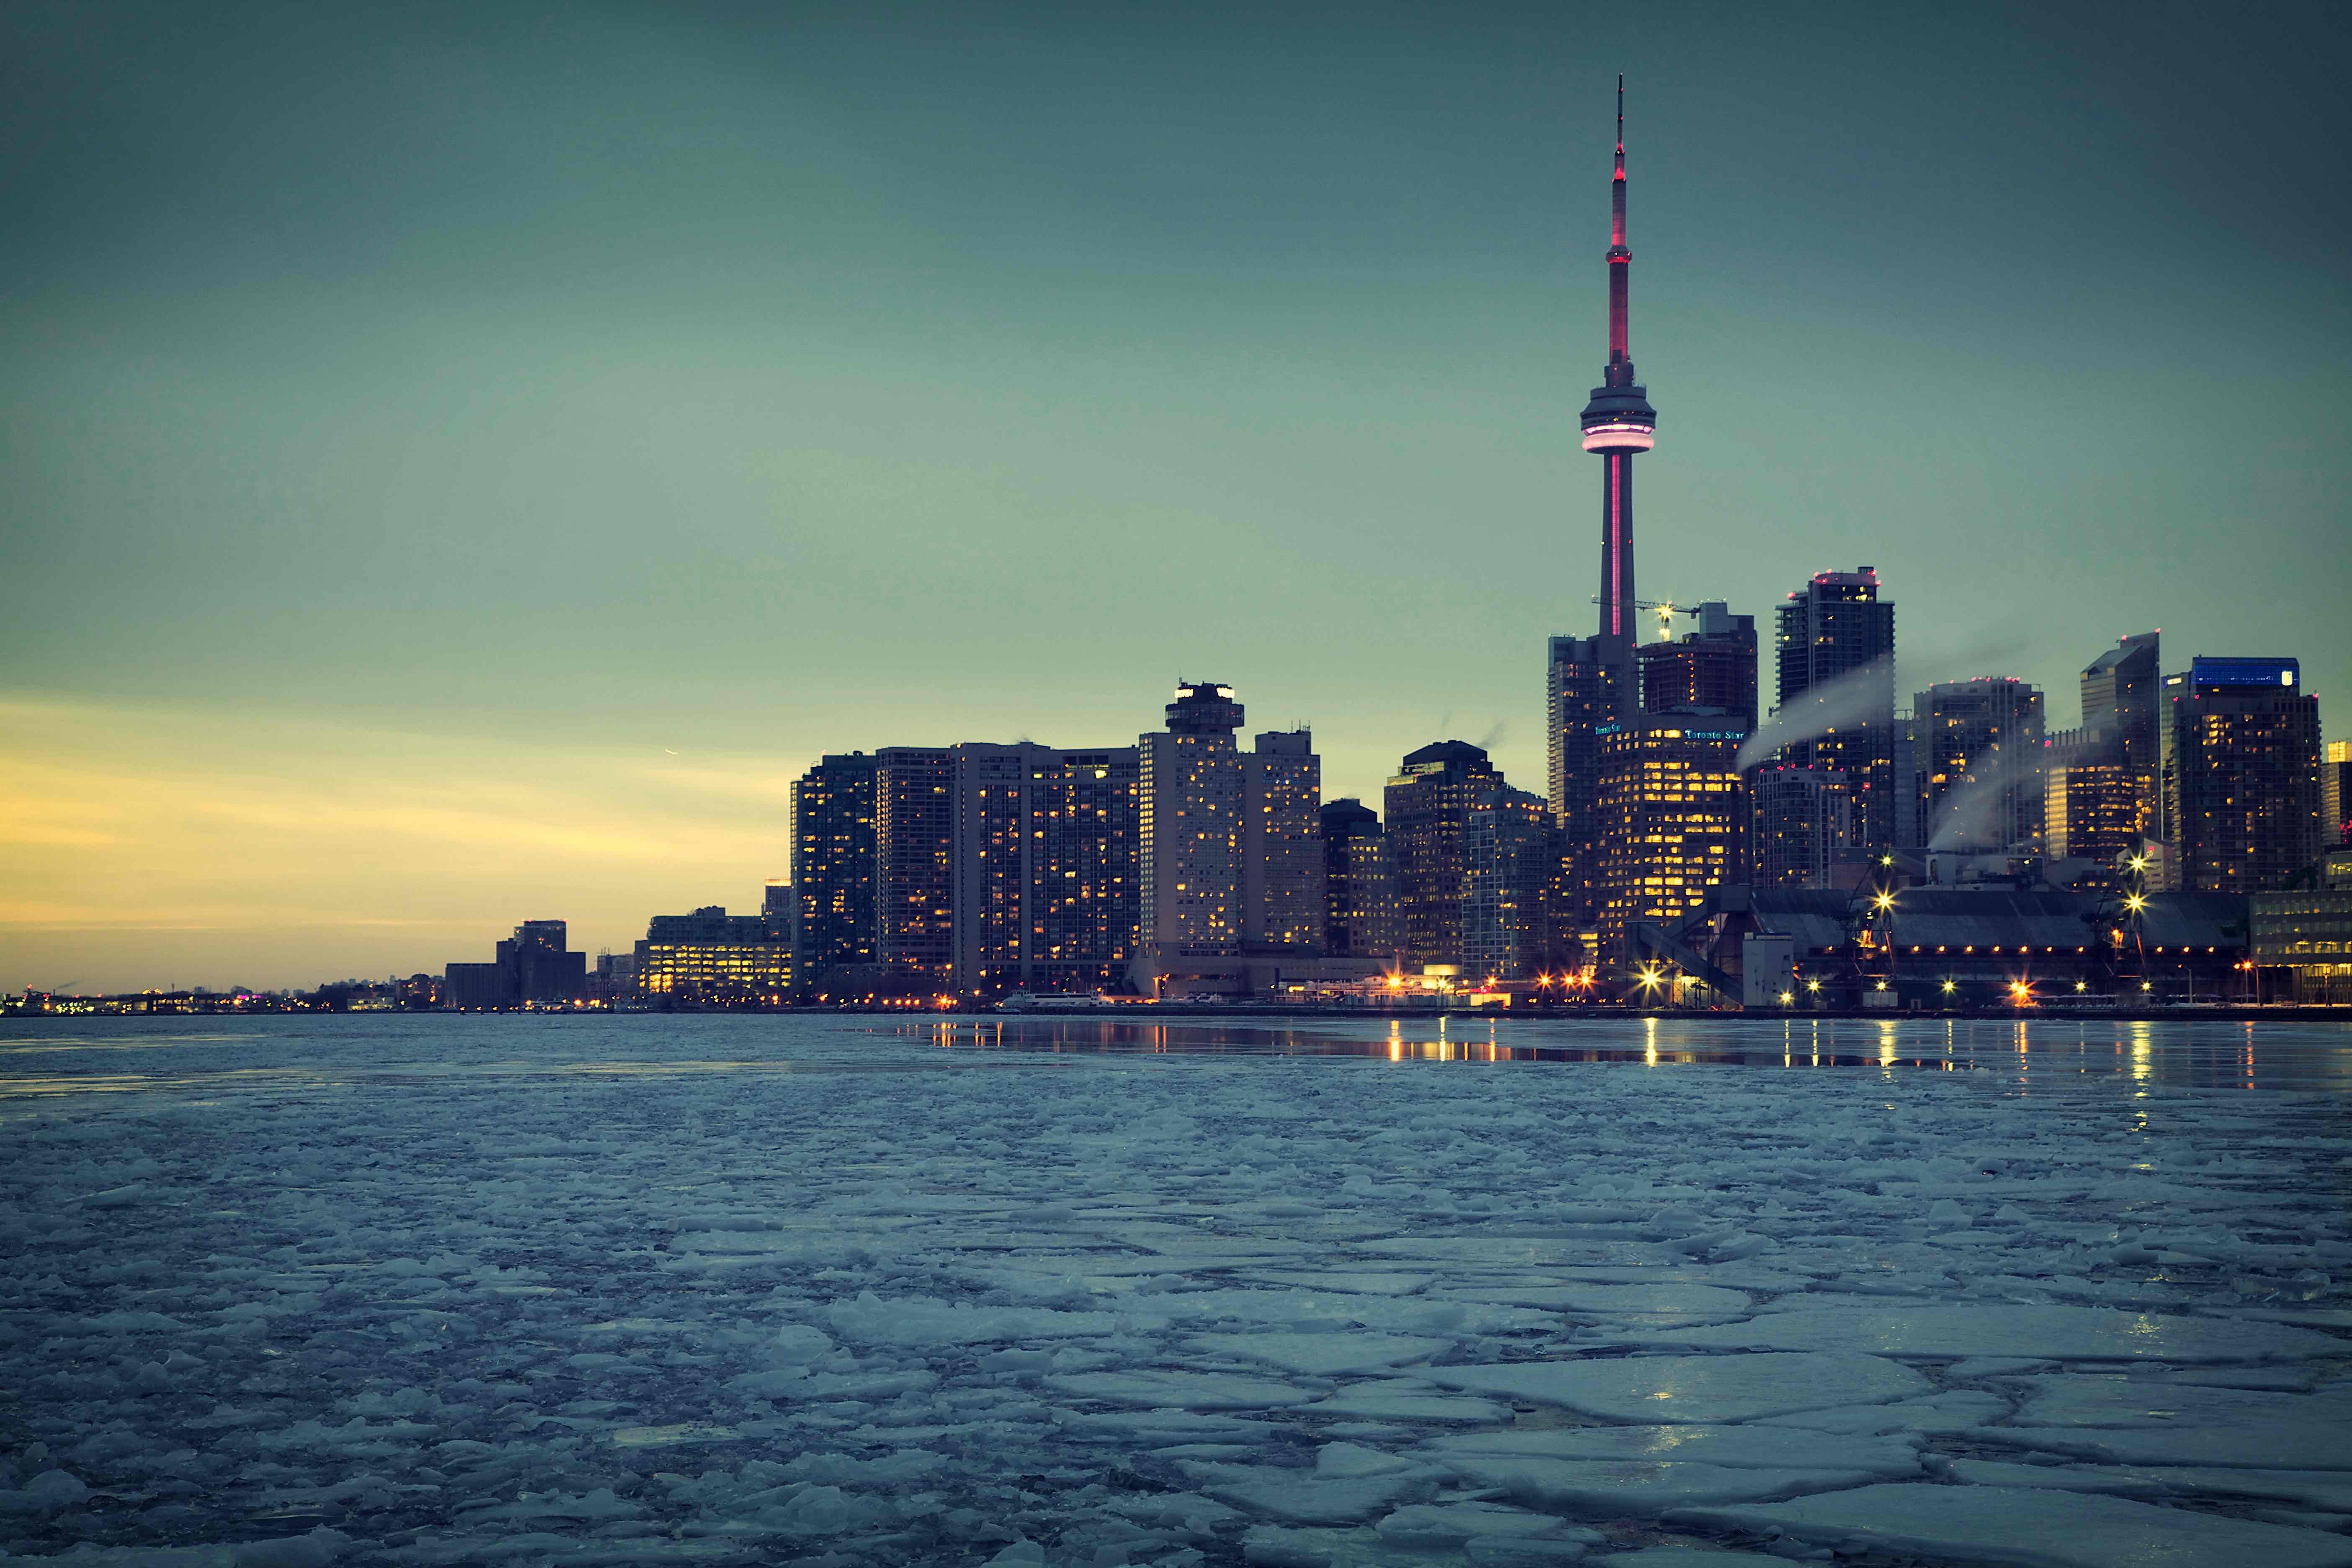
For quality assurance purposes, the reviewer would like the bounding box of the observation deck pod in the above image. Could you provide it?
[1580,380,1656,451]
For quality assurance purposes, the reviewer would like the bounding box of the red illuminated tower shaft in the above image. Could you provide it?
[1579,76,1657,719]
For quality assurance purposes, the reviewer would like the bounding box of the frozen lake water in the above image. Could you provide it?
[3,1014,2349,1567]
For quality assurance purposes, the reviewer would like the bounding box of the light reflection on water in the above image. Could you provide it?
[921,1014,2352,1093]
[1,1012,2347,1101]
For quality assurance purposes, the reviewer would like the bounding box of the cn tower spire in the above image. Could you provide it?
[1579,75,1658,717]
[1609,75,1629,366]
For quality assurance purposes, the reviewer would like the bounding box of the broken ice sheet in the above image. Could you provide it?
[1635,1300,2344,1362]
[1667,1482,2352,1568]
[1421,1352,1929,1422]
[1438,1453,1891,1515]
[1185,1330,1452,1376]
[7,1013,2349,1567]
[1426,1424,1923,1476]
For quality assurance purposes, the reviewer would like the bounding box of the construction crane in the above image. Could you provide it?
[1588,595,1706,642]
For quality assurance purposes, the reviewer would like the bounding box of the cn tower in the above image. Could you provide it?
[1578,76,1657,719]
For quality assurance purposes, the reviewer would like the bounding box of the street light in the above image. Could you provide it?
[1941,980,1956,996]
[1779,990,1794,1006]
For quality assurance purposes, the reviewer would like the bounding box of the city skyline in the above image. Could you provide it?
[5,2,2348,991]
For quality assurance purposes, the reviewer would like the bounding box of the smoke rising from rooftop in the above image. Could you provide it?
[1734,655,1895,773]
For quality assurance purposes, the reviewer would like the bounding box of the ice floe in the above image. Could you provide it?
[1637,1301,2343,1362]
[1420,1353,1929,1423]
[1667,1482,2352,1568]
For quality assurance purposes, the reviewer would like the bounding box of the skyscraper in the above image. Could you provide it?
[949,743,1140,997]
[2081,632,2162,828]
[1137,684,1246,977]
[1638,602,1758,730]
[791,753,877,992]
[2328,740,2352,848]
[1244,730,1324,950]
[2048,631,2163,864]
[1385,740,1504,968]
[2045,754,2138,864]
[1132,684,1326,995]
[1750,765,1857,888]
[1774,567,1898,848]
[1320,799,1400,960]
[1547,635,1616,933]
[1594,717,1746,955]
[1916,678,2046,854]
[2165,658,2324,894]
[1461,785,1555,982]
[875,747,956,984]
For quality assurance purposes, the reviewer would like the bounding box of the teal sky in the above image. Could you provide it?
[5,1,2347,991]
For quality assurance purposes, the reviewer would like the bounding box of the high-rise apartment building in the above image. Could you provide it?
[876,748,956,983]
[1319,799,1400,960]
[2046,753,2139,863]
[1245,730,1324,950]
[1138,684,1247,972]
[1774,567,1898,848]
[1594,716,1746,954]
[2047,632,2162,864]
[1132,684,1325,994]
[2325,740,2351,848]
[1546,636,1616,934]
[2082,632,2162,833]
[949,742,1140,997]
[1916,678,2046,854]
[1461,786,1555,982]
[1386,740,1504,968]
[1750,765,1857,888]
[1638,602,1757,729]
[791,753,877,991]
[2164,658,2324,894]
[761,878,793,944]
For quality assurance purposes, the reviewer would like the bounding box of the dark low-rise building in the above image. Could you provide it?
[442,920,586,1009]
[1698,885,2250,1008]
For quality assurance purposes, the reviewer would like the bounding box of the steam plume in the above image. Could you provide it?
[1734,655,1895,773]
[1926,748,2035,852]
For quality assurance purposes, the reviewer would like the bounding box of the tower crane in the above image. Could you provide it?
[1588,595,1707,642]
